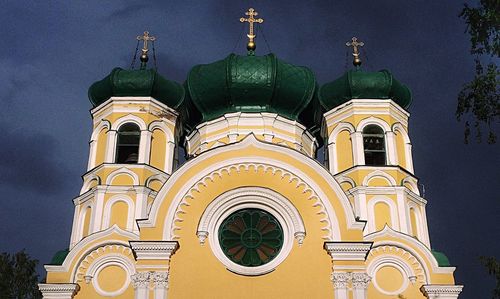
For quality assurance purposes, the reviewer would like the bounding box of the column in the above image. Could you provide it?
[104,130,117,163]
[38,283,79,299]
[420,285,464,299]
[351,273,371,299]
[138,130,152,164]
[131,272,150,299]
[386,131,398,165]
[152,271,169,299]
[331,272,350,299]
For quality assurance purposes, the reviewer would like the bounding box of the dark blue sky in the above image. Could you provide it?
[0,1,498,298]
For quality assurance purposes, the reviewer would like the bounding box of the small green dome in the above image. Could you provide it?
[88,67,185,108]
[319,69,412,111]
[185,53,317,124]
[431,250,451,267]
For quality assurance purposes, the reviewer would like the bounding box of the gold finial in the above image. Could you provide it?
[240,8,264,52]
[137,31,156,66]
[346,37,364,67]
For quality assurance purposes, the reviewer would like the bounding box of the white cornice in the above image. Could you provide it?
[420,285,464,296]
[130,241,179,260]
[324,242,372,261]
[38,283,79,298]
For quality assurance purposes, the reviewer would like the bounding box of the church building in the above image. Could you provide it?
[39,8,463,299]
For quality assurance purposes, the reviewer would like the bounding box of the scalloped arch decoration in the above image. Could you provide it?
[167,163,339,241]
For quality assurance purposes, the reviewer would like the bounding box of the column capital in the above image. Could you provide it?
[131,271,151,289]
[351,272,371,289]
[152,271,169,289]
[331,272,351,289]
[324,242,372,261]
[420,285,464,299]
[130,241,179,260]
[38,283,80,299]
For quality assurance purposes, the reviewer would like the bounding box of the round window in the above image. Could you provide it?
[218,209,284,267]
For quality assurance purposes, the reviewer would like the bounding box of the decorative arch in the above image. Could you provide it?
[78,204,94,241]
[148,120,176,173]
[328,122,356,144]
[111,114,147,131]
[148,120,175,141]
[407,202,424,240]
[402,176,420,195]
[139,135,364,242]
[363,170,397,186]
[356,116,391,132]
[392,122,414,172]
[367,196,399,232]
[80,174,101,194]
[90,119,112,142]
[102,195,135,231]
[336,175,357,189]
[106,167,140,186]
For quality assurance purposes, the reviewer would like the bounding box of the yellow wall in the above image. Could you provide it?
[395,129,407,169]
[110,201,129,230]
[95,129,108,166]
[82,207,92,238]
[374,202,391,231]
[150,129,167,170]
[410,208,418,238]
[336,130,353,172]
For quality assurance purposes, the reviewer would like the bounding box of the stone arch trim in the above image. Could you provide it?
[139,135,364,241]
[163,162,340,240]
[148,120,175,141]
[111,114,148,131]
[106,167,140,185]
[80,174,101,194]
[328,122,356,144]
[363,170,397,186]
[356,116,391,132]
[90,119,111,142]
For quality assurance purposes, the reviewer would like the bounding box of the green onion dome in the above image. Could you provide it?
[184,53,317,127]
[319,69,412,111]
[88,67,185,108]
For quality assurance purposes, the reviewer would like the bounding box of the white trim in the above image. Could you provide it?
[80,174,101,195]
[420,285,463,298]
[86,254,134,297]
[197,187,306,276]
[324,242,372,261]
[107,114,148,164]
[102,195,135,231]
[38,283,79,299]
[356,116,391,132]
[140,135,362,242]
[110,114,148,131]
[105,167,140,185]
[392,122,414,173]
[366,196,400,233]
[148,121,176,174]
[130,241,179,261]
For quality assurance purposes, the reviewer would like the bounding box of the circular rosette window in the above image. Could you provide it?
[218,209,284,267]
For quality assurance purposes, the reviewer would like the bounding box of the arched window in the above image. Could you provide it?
[116,123,140,164]
[363,125,386,166]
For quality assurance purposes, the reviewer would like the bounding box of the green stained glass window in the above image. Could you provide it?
[218,209,283,267]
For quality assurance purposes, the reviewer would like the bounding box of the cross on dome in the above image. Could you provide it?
[240,8,264,53]
[346,37,364,67]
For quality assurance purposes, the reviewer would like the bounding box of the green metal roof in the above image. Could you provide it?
[319,69,412,111]
[49,248,69,265]
[431,250,451,267]
[185,53,317,124]
[88,67,185,108]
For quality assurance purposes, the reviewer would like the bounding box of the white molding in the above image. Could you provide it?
[392,122,414,173]
[367,254,416,295]
[148,120,176,174]
[197,187,306,276]
[140,135,363,242]
[324,242,372,261]
[87,120,111,171]
[356,116,391,132]
[185,112,318,158]
[110,114,148,131]
[420,285,464,299]
[130,241,179,261]
[38,283,79,299]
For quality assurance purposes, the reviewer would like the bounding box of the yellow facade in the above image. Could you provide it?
[40,66,461,299]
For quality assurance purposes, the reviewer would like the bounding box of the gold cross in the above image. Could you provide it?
[346,37,364,66]
[137,31,156,54]
[240,8,264,51]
